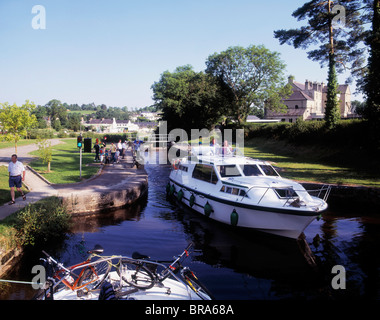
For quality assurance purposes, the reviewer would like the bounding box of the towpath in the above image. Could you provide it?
[0,140,147,219]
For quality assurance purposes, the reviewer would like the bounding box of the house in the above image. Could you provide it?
[266,77,353,123]
[81,118,157,134]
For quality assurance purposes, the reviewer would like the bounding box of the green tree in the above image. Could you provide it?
[152,65,225,132]
[325,55,341,129]
[0,100,37,153]
[67,112,81,131]
[52,118,62,131]
[46,99,67,127]
[36,138,53,172]
[205,45,289,126]
[274,0,367,128]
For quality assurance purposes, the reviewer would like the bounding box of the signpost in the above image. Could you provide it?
[77,135,83,178]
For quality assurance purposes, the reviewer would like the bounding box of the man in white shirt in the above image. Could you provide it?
[8,154,26,205]
[121,140,127,159]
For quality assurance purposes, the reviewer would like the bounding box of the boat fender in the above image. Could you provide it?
[204,202,212,217]
[177,189,184,201]
[230,209,239,226]
[189,194,195,207]
[169,184,175,196]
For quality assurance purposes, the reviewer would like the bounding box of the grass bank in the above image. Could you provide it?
[28,138,100,184]
[244,137,380,188]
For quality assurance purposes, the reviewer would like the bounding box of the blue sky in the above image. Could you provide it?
[0,0,361,109]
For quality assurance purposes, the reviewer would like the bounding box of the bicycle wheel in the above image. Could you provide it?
[78,258,111,290]
[117,260,155,290]
[181,269,214,300]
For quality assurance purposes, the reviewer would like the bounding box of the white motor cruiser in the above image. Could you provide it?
[167,146,330,239]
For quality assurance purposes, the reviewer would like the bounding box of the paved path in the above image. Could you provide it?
[0,140,143,220]
[0,139,63,166]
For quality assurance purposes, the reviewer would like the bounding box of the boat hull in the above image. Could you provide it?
[168,179,324,239]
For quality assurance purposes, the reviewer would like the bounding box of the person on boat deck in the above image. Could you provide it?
[221,140,232,156]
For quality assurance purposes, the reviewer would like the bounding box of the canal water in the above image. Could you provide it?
[2,160,380,300]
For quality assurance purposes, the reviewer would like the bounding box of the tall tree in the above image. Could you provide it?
[0,101,37,153]
[151,65,226,132]
[46,99,67,127]
[205,45,290,126]
[363,0,380,127]
[274,0,367,128]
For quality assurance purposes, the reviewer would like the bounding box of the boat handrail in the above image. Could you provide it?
[239,184,332,204]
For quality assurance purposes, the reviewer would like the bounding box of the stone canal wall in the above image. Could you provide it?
[59,168,148,215]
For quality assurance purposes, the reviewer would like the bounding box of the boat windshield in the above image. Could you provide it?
[240,164,263,176]
[259,165,279,177]
[217,165,241,177]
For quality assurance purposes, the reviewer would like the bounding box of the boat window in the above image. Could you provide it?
[259,165,279,177]
[179,165,188,172]
[217,165,241,177]
[192,164,219,184]
[274,188,298,199]
[232,188,239,195]
[239,189,246,197]
[240,164,263,176]
[220,185,225,192]
[226,187,232,194]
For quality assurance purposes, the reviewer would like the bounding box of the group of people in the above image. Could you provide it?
[93,139,134,165]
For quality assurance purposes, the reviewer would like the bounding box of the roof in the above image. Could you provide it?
[292,81,305,91]
[266,108,307,117]
[88,119,113,124]
[284,90,313,101]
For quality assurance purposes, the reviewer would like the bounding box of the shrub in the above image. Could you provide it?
[14,197,71,247]
[29,129,55,139]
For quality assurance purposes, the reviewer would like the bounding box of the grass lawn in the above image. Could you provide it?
[244,138,380,188]
[28,138,100,184]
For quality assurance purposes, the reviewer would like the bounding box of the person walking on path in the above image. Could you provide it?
[8,154,26,205]
[110,143,117,164]
[94,141,100,162]
[121,140,127,159]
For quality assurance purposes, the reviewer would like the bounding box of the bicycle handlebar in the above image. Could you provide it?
[41,250,71,273]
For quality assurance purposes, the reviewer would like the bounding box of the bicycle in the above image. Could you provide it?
[117,243,214,300]
[34,244,119,300]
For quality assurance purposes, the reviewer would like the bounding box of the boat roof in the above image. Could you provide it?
[183,146,269,166]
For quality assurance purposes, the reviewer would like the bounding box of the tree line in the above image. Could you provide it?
[31,99,132,131]
[151,45,293,133]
